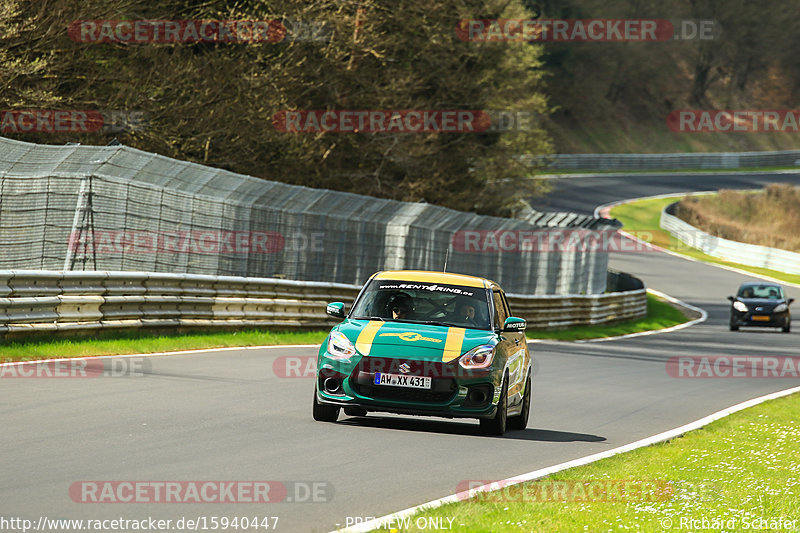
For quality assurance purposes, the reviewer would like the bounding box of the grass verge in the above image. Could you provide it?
[611,196,800,286]
[0,329,329,362]
[676,184,800,253]
[368,391,800,532]
[526,292,690,342]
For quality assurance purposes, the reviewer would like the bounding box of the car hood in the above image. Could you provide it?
[335,319,497,362]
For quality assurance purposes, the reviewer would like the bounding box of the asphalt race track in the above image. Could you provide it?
[528,170,800,214]
[3,176,799,532]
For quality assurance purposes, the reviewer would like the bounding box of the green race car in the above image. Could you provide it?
[313,270,532,435]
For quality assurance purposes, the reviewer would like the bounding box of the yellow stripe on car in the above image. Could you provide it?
[373,270,486,288]
[355,320,383,355]
[442,327,466,362]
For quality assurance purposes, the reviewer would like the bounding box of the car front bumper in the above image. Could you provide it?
[730,310,790,327]
[315,353,503,419]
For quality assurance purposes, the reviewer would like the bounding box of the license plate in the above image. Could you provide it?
[374,372,431,389]
[751,315,770,321]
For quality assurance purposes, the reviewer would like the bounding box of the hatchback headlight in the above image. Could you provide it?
[459,344,495,369]
[327,331,356,360]
[773,303,788,313]
[733,301,748,312]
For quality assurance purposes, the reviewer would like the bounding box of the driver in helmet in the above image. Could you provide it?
[386,292,413,320]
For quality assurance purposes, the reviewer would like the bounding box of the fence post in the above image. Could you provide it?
[63,176,96,271]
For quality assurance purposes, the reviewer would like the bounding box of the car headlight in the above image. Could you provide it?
[327,331,356,360]
[773,303,788,313]
[459,344,495,369]
[733,301,748,312]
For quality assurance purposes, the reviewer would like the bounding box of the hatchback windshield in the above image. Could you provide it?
[350,279,492,330]
[738,285,785,299]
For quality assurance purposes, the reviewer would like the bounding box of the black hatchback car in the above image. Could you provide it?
[728,282,793,332]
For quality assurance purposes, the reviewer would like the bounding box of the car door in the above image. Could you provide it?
[492,290,527,409]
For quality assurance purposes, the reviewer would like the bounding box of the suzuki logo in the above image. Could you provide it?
[399,363,411,374]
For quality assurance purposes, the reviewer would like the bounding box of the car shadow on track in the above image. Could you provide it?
[730,329,791,334]
[338,416,605,442]
[509,428,607,442]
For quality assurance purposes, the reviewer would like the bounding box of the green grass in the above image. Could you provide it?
[526,293,690,341]
[611,196,800,286]
[0,329,329,362]
[369,392,800,533]
[678,185,800,253]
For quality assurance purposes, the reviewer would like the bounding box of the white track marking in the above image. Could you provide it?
[0,344,320,367]
[333,384,800,533]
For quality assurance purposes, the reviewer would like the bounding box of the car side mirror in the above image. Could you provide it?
[326,302,345,318]
[503,317,526,332]
[727,296,734,302]
[789,298,795,305]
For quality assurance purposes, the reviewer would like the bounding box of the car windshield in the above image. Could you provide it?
[738,285,784,299]
[350,279,492,330]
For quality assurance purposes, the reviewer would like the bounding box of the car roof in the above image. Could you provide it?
[739,282,781,288]
[371,270,499,290]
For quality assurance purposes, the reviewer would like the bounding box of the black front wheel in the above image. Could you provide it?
[783,320,791,333]
[313,389,340,422]
[508,374,531,431]
[480,377,508,436]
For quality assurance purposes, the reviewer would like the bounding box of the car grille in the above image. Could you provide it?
[352,357,456,376]
[353,383,456,403]
[350,357,459,404]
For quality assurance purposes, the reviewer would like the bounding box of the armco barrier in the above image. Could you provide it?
[506,290,647,329]
[660,203,800,275]
[0,271,647,338]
